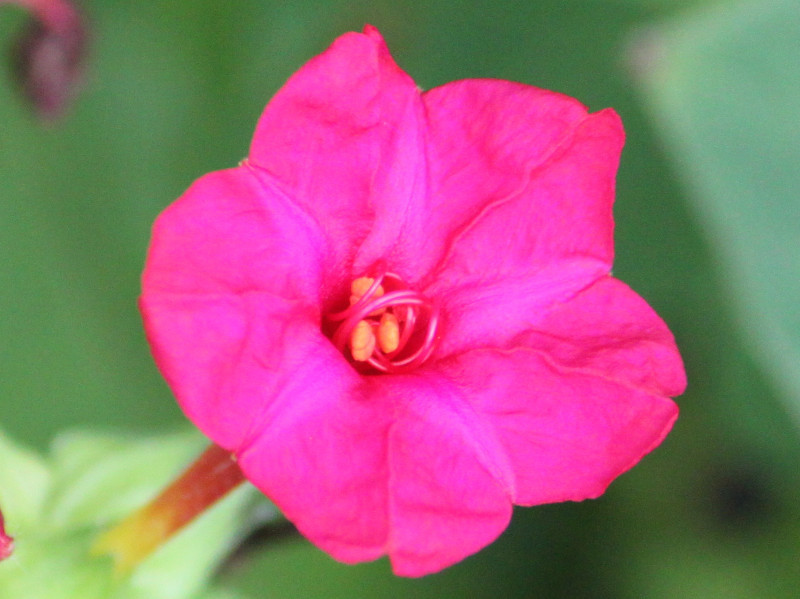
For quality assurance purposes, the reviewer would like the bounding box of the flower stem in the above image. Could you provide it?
[93,443,246,575]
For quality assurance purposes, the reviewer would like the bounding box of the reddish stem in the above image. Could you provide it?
[93,444,247,574]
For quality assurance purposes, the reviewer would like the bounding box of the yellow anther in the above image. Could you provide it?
[350,276,384,305]
[378,312,400,354]
[350,319,376,361]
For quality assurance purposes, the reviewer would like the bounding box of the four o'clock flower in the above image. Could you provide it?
[0,509,12,562]
[140,26,686,576]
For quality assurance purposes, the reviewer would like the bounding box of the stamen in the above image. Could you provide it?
[350,319,376,361]
[350,277,383,304]
[350,276,385,317]
[378,312,400,353]
[326,270,441,373]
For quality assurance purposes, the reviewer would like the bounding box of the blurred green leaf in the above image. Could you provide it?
[0,430,49,532]
[0,529,115,599]
[45,430,206,530]
[632,0,800,420]
[119,481,258,599]
[0,428,261,599]
[3,1,800,597]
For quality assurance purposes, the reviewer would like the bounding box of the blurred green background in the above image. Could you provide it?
[2,0,799,597]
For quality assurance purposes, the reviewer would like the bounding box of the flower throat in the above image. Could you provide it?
[326,271,440,373]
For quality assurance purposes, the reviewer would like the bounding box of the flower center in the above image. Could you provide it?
[325,271,440,373]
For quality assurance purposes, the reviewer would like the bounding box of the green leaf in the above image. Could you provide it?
[116,482,258,599]
[632,0,800,419]
[0,530,115,599]
[0,428,265,599]
[45,430,206,530]
[0,430,49,532]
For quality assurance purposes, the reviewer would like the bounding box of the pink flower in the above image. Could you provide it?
[0,510,12,562]
[140,26,686,576]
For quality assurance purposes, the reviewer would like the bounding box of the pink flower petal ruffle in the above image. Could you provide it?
[142,167,325,302]
[237,350,389,565]
[420,81,623,356]
[523,276,687,398]
[248,26,426,301]
[240,366,516,577]
[142,167,329,449]
[437,275,684,505]
[375,373,514,576]
[446,344,678,505]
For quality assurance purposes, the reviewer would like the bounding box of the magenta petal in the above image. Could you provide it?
[443,345,678,506]
[141,167,329,448]
[143,294,308,449]
[434,276,684,505]
[526,276,687,397]
[373,374,513,576]
[418,80,599,275]
[142,167,325,302]
[237,361,390,564]
[248,26,426,280]
[423,80,619,274]
[419,81,623,355]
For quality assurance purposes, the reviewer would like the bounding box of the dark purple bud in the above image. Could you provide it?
[3,0,87,123]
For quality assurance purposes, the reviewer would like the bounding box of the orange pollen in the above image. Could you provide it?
[378,312,400,353]
[350,276,384,304]
[350,319,377,361]
[350,277,385,316]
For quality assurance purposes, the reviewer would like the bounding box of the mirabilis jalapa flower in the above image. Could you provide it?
[141,26,686,576]
[0,510,12,562]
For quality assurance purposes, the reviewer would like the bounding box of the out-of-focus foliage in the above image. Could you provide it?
[634,0,800,424]
[2,0,799,597]
[0,428,258,599]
